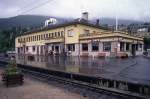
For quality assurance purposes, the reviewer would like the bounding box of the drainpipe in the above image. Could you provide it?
[63,27,66,55]
[79,40,80,56]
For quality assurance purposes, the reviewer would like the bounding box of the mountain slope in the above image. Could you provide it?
[100,18,144,25]
[0,15,145,30]
[0,15,69,29]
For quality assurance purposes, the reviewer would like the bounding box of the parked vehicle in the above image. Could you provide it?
[6,51,16,58]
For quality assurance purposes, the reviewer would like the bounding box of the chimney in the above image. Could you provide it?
[82,12,88,20]
[96,19,100,26]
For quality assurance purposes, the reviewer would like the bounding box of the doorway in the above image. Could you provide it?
[131,44,136,56]
[55,46,59,53]
[37,46,39,55]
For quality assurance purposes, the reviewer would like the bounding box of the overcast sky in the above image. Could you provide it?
[0,0,150,21]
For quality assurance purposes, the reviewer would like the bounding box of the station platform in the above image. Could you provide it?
[0,68,121,99]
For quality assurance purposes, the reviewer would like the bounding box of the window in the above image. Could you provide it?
[140,44,142,48]
[49,33,52,37]
[43,34,45,39]
[52,33,54,37]
[52,46,54,51]
[18,39,20,42]
[41,35,43,40]
[20,38,22,42]
[92,42,99,51]
[18,48,20,53]
[103,42,111,51]
[82,43,88,51]
[26,37,28,42]
[46,34,48,38]
[58,32,60,37]
[31,36,33,41]
[34,36,36,41]
[32,36,33,41]
[25,37,27,42]
[54,32,57,37]
[30,37,32,41]
[26,46,28,52]
[126,43,130,51]
[36,36,38,41]
[21,47,23,51]
[120,42,125,51]
[38,35,40,40]
[93,31,96,34]
[136,44,138,51]
[68,29,74,37]
[84,29,90,34]
[27,37,29,42]
[139,44,142,51]
[30,37,32,42]
[67,44,75,51]
[32,46,35,52]
[61,31,64,37]
[29,37,30,42]
[35,36,36,41]
[49,33,51,38]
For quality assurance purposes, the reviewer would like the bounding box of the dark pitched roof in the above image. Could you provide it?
[17,18,111,37]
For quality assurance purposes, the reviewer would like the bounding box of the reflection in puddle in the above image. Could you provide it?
[15,54,150,85]
[16,54,135,76]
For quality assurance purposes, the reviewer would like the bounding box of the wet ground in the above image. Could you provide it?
[16,55,150,86]
[0,68,127,99]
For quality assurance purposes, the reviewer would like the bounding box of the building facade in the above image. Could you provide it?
[15,19,144,57]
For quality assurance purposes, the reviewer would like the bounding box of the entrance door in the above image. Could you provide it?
[45,45,48,55]
[55,46,59,53]
[131,44,136,56]
[37,46,39,55]
[40,46,43,55]
[23,45,25,54]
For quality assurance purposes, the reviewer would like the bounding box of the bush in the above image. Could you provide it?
[5,59,20,75]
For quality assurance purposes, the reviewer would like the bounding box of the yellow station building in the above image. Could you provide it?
[15,13,144,57]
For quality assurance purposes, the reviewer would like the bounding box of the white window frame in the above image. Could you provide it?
[68,29,74,37]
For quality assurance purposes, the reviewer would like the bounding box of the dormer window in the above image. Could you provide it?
[84,29,90,34]
[68,29,74,37]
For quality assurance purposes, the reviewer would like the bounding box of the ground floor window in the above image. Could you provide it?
[26,46,28,52]
[21,47,23,52]
[136,44,138,51]
[126,43,130,51]
[82,43,88,51]
[52,46,54,51]
[18,48,20,53]
[55,46,59,52]
[32,46,35,52]
[120,42,125,51]
[67,44,75,51]
[103,42,111,51]
[92,42,99,51]
[139,44,142,51]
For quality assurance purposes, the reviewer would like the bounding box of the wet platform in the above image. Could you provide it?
[15,55,150,86]
[0,68,125,99]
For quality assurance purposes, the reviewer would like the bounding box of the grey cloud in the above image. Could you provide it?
[0,0,150,21]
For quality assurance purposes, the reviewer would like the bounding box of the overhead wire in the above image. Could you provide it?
[18,0,55,15]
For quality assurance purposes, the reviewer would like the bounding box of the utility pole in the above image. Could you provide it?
[115,15,118,31]
[115,0,118,31]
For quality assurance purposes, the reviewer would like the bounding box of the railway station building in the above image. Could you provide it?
[15,13,144,57]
